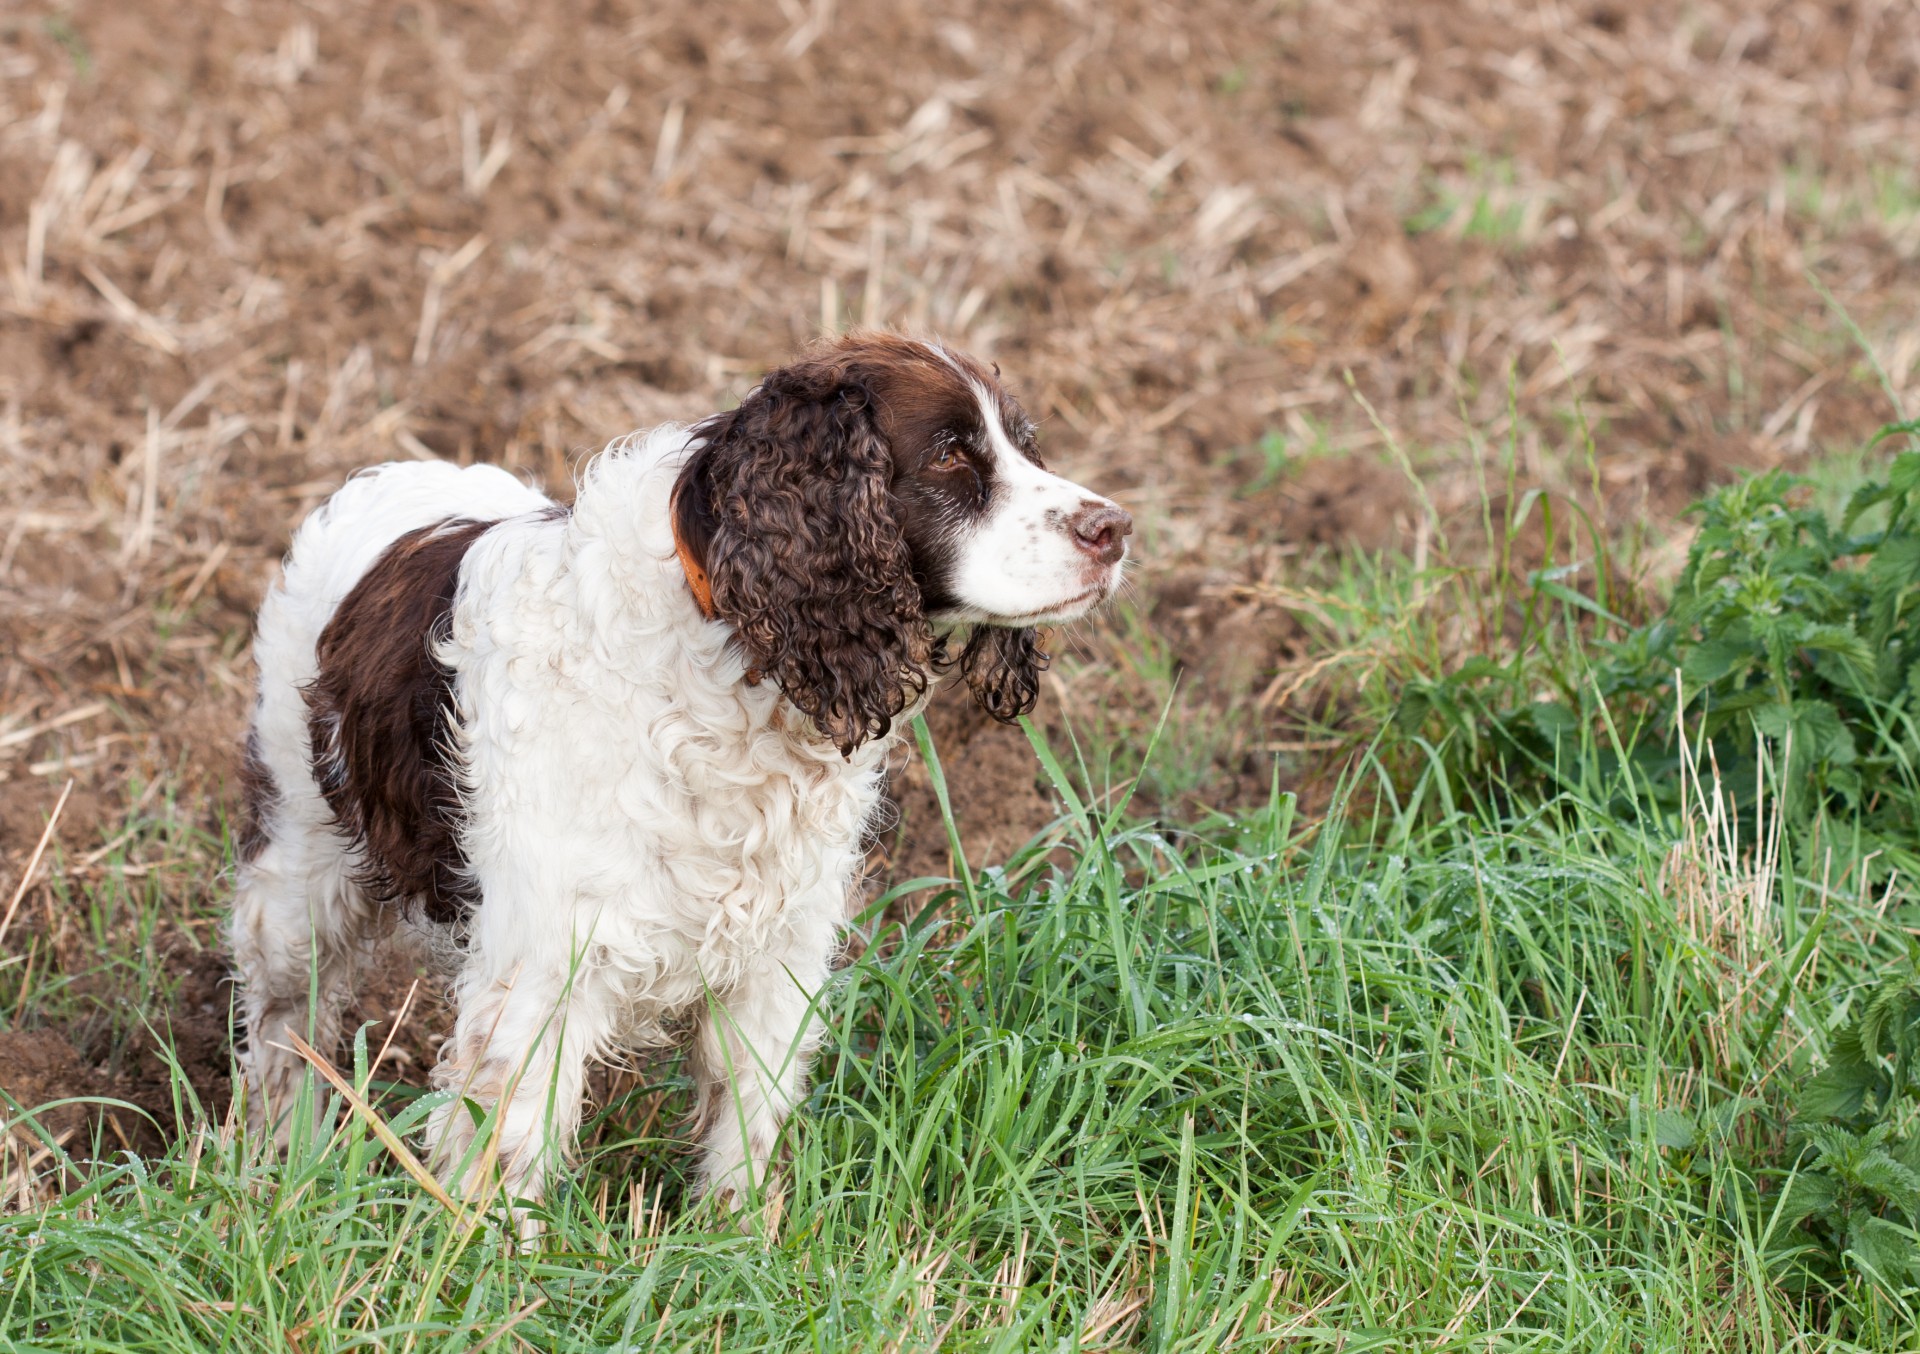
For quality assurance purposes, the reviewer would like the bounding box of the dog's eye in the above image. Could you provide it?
[931,442,962,468]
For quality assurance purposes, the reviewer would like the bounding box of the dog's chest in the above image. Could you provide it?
[446,524,890,993]
[651,705,880,923]
[588,693,883,992]
[462,647,881,964]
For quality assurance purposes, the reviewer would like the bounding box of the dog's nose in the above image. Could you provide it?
[1068,503,1132,566]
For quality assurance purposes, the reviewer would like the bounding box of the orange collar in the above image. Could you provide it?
[669,487,717,621]
[669,487,761,684]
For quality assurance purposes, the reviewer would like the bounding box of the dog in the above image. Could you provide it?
[229,331,1131,1213]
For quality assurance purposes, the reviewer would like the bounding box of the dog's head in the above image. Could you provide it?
[673,332,1131,755]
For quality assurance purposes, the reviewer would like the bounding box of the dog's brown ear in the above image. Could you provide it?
[959,625,1046,723]
[674,369,933,756]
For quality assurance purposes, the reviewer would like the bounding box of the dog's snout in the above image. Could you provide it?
[1068,503,1132,566]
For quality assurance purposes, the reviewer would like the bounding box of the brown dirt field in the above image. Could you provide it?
[3,0,1919,1138]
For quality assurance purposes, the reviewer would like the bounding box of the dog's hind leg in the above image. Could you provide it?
[229,808,376,1151]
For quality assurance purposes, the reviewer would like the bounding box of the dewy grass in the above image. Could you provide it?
[1056,601,1260,818]
[3,774,215,1072]
[5,722,1918,1349]
[1246,378,1645,822]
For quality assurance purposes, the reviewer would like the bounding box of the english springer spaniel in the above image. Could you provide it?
[229,332,1131,1215]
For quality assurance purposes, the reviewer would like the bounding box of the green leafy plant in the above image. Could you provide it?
[1480,422,1920,871]
[1764,944,1920,1294]
[1803,943,1920,1126]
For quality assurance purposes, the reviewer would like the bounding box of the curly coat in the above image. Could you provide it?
[229,333,1131,1218]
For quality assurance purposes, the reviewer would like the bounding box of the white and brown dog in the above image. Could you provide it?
[229,332,1130,1211]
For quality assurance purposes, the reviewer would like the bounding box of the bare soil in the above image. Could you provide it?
[3,0,1918,1135]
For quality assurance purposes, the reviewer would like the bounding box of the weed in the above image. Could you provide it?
[1253,481,1621,820]
[41,16,91,81]
[1056,601,1257,815]
[1405,155,1545,248]
[1233,428,1291,498]
[1722,938,1920,1297]
[1478,424,1920,879]
[1784,161,1920,238]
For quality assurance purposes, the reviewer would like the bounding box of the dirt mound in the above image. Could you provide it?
[0,1029,90,1141]
[0,953,230,1157]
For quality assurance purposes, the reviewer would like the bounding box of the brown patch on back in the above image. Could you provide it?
[304,519,496,923]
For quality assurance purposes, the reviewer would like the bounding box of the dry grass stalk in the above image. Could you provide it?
[2,1126,76,1214]
[1078,1282,1149,1350]
[0,778,71,949]
[286,1029,471,1226]
[1658,680,1785,1074]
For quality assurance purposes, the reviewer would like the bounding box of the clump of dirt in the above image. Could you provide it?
[0,948,445,1174]
[0,1028,91,1144]
[1280,457,1417,553]
[0,950,232,1158]
[109,944,236,1148]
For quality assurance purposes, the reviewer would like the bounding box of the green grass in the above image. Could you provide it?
[15,425,1920,1346]
[5,713,1919,1350]
[3,772,217,1068]
[1055,601,1260,818]
[1783,162,1920,239]
[1405,156,1549,249]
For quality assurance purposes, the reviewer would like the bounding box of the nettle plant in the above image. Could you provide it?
[1655,438,1920,818]
[1485,423,1920,866]
[1767,944,1920,1293]
[1583,425,1920,1294]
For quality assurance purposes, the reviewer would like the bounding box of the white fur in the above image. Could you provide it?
[230,411,1121,1215]
[942,383,1122,624]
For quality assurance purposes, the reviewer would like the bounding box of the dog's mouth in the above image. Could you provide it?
[931,558,1126,630]
[988,583,1109,628]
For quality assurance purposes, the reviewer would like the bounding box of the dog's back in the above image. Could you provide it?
[232,462,550,1129]
[254,461,548,704]
[245,463,548,851]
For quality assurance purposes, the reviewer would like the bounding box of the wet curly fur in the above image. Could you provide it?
[673,337,1086,754]
[676,367,940,754]
[955,624,1047,723]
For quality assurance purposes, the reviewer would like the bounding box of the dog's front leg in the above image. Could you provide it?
[690,942,832,1217]
[426,948,617,1229]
